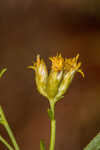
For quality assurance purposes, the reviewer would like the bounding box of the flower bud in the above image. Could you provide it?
[28,55,48,98]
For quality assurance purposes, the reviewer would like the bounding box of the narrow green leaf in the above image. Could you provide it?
[0,68,7,78]
[83,132,100,150]
[40,140,46,150]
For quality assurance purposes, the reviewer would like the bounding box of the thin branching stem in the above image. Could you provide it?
[0,135,14,150]
[0,106,20,150]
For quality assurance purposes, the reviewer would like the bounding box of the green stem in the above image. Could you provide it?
[4,123,20,150]
[49,101,56,150]
[0,135,14,150]
[0,106,20,150]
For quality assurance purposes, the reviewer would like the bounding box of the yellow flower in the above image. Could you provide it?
[64,54,84,77]
[49,53,64,71]
[29,53,84,102]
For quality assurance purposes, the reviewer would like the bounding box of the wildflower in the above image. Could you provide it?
[28,55,48,98]
[28,53,84,150]
[29,53,84,102]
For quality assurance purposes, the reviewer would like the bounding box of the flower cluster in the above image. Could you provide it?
[29,53,84,102]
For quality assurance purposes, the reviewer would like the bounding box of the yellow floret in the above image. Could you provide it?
[64,54,84,77]
[49,53,64,71]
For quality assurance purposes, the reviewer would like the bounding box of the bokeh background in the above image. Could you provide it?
[0,0,100,150]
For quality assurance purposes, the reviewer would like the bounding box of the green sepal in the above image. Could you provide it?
[83,132,100,150]
[40,140,46,150]
[0,68,7,78]
[47,108,53,120]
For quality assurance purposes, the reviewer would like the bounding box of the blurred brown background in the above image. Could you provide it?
[0,0,100,150]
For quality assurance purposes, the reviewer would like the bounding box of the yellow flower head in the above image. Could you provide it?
[49,53,64,71]
[29,53,84,102]
[28,55,48,98]
[64,54,84,77]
